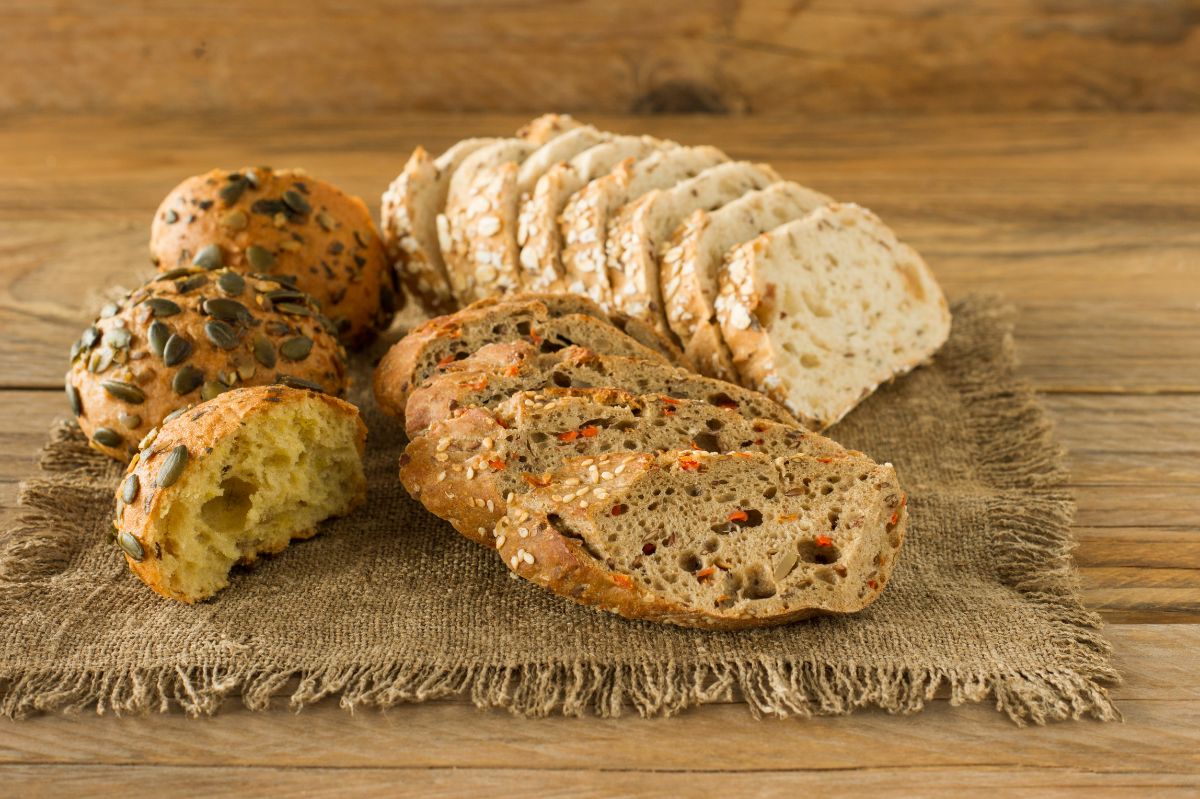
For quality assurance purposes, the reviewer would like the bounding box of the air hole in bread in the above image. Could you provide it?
[705,418,723,431]
[551,371,573,388]
[692,432,720,452]
[679,552,701,572]
[797,539,841,565]
[763,486,777,499]
[199,477,257,533]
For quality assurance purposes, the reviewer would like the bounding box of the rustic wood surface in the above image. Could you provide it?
[0,112,1197,796]
[3,1,1200,115]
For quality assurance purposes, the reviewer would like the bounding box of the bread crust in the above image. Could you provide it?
[68,269,348,461]
[112,385,367,603]
[150,166,395,348]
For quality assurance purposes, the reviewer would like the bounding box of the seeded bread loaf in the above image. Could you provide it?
[404,340,800,436]
[494,449,906,629]
[715,203,952,429]
[150,166,396,347]
[661,182,832,378]
[112,385,367,603]
[372,296,673,421]
[559,146,728,310]
[399,388,844,547]
[518,135,668,291]
[67,269,348,461]
[381,138,497,315]
[604,161,781,334]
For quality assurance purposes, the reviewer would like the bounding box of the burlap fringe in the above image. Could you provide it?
[0,298,1119,724]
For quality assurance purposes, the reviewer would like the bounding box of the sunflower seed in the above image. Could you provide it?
[200,380,224,401]
[157,444,189,488]
[193,244,224,270]
[252,335,277,368]
[275,302,310,316]
[279,335,313,361]
[92,427,123,448]
[121,473,140,503]
[172,365,204,395]
[276,374,324,392]
[246,245,276,270]
[117,530,145,562]
[138,427,159,449]
[164,405,190,422]
[281,189,311,215]
[101,380,146,404]
[279,240,302,252]
[164,209,179,224]
[118,412,141,428]
[162,334,193,367]
[176,274,209,293]
[143,297,182,317]
[315,211,336,231]
[65,379,82,416]
[219,178,247,206]
[218,369,238,387]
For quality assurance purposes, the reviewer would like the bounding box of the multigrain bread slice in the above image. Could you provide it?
[399,388,844,546]
[559,146,728,310]
[715,203,952,429]
[381,138,497,314]
[604,161,782,334]
[518,135,668,291]
[515,125,610,197]
[494,450,906,629]
[372,297,673,420]
[660,181,833,377]
[404,340,799,436]
[516,113,584,145]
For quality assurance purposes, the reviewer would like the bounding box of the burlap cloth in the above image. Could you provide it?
[0,297,1118,723]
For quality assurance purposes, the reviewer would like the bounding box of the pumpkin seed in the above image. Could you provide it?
[218,369,238,387]
[81,325,101,349]
[252,335,277,368]
[101,379,146,404]
[157,444,188,487]
[246,245,276,270]
[279,240,302,252]
[176,274,209,293]
[87,347,113,373]
[162,334,193,367]
[279,335,313,361]
[92,427,123,448]
[172,364,204,395]
[121,473,140,504]
[100,302,119,318]
[118,412,141,428]
[216,271,245,296]
[143,297,182,317]
[237,361,257,381]
[117,530,145,562]
[203,319,237,350]
[65,379,82,416]
[163,406,189,423]
[69,339,84,361]
[219,178,247,206]
[164,209,179,224]
[275,302,310,316]
[265,288,306,303]
[273,273,298,287]
[138,427,159,449]
[203,297,251,323]
[353,230,368,249]
[159,267,192,280]
[193,244,224,270]
[200,380,224,401]
[281,189,311,215]
[315,210,336,231]
[105,326,131,349]
[147,320,171,356]
[251,198,286,216]
[220,209,248,230]
[276,374,324,392]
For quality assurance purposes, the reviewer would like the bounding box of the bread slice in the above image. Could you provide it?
[518,135,667,291]
[380,138,496,314]
[399,388,844,546]
[515,125,610,196]
[559,146,729,311]
[372,297,674,421]
[715,203,952,429]
[404,340,799,436]
[516,113,584,145]
[660,182,832,376]
[494,449,906,628]
[605,161,782,334]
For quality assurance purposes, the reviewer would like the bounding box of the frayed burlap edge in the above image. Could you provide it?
[0,297,1120,724]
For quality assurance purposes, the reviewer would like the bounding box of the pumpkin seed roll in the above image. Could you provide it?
[150,166,399,347]
[67,268,348,462]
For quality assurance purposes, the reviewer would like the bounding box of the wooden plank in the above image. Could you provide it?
[1,2,1198,115]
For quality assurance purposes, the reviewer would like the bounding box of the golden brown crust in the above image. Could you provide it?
[67,269,348,462]
[149,166,397,347]
[112,386,367,603]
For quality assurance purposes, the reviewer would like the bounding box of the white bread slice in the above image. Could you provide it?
[605,161,781,336]
[516,113,584,145]
[661,182,832,377]
[380,138,496,314]
[559,146,728,311]
[715,203,952,429]
[518,135,668,292]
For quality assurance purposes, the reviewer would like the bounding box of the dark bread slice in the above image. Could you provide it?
[495,450,906,629]
[398,388,844,547]
[405,340,799,436]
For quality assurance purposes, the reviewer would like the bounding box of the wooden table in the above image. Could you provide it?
[0,113,1196,797]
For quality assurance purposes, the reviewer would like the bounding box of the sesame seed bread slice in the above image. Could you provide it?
[372,297,672,421]
[559,146,729,311]
[515,113,584,145]
[399,388,844,547]
[381,138,497,314]
[404,340,799,436]
[715,203,952,429]
[494,450,906,629]
[660,182,833,375]
[604,161,782,335]
[518,135,669,291]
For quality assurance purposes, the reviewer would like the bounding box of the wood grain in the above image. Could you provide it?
[2,1,1199,115]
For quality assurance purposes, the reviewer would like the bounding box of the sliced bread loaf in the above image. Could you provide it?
[559,146,728,311]
[660,181,832,371]
[604,161,781,334]
[494,449,906,628]
[399,388,844,546]
[404,340,799,436]
[715,203,952,429]
[372,297,673,420]
[515,113,584,145]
